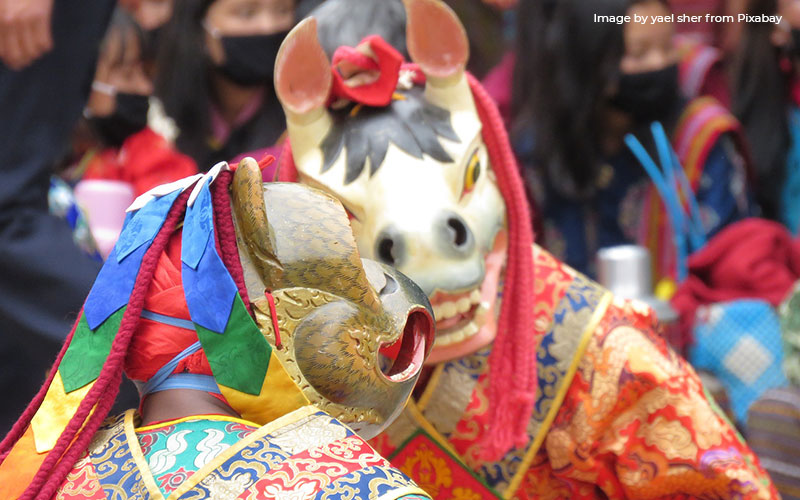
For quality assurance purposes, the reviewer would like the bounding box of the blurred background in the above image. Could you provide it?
[1,0,800,495]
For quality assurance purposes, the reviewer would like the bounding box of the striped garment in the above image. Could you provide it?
[747,386,800,500]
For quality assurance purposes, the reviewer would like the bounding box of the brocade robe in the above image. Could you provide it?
[54,406,430,500]
[372,246,777,499]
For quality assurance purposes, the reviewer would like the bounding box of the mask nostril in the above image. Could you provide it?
[378,237,396,266]
[447,217,468,247]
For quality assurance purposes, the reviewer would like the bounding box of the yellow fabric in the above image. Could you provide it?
[218,350,309,425]
[31,372,94,454]
[0,425,45,499]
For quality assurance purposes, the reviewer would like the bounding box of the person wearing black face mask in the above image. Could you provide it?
[154,0,296,171]
[492,0,754,281]
[609,63,681,123]
[204,24,288,87]
[78,9,197,197]
[86,84,151,148]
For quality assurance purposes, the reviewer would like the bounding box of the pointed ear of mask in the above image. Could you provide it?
[231,157,381,312]
[231,157,282,288]
[405,0,478,131]
[275,17,335,177]
[275,18,332,117]
[404,0,468,84]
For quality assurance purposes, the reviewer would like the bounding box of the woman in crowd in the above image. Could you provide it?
[731,0,800,233]
[78,9,197,197]
[155,0,294,169]
[507,0,753,281]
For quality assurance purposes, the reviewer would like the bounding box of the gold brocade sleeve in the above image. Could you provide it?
[514,297,779,500]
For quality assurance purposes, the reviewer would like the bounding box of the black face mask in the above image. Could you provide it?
[610,64,680,122]
[88,93,150,147]
[214,30,288,87]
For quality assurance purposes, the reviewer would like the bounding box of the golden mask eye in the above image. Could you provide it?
[463,150,482,194]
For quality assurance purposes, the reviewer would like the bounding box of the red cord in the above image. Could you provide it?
[264,290,282,349]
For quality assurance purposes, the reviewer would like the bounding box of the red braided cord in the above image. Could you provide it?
[467,74,538,461]
[21,188,191,499]
[0,310,81,462]
[210,170,253,313]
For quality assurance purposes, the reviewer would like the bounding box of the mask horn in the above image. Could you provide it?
[231,157,282,288]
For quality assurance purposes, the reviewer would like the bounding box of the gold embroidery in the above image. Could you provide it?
[399,442,453,498]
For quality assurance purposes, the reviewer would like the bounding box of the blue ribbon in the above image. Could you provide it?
[84,188,184,330]
[180,179,239,334]
[625,122,707,282]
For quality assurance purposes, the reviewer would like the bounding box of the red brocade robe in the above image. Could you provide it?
[371,246,778,499]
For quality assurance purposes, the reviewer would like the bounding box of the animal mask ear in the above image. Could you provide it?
[275,17,333,118]
[232,157,282,289]
[232,158,382,311]
[404,0,468,84]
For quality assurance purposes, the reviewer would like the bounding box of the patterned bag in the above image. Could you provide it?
[747,387,800,500]
[690,300,789,424]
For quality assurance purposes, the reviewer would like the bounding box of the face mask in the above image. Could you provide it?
[610,63,680,122]
[211,30,288,87]
[88,93,150,147]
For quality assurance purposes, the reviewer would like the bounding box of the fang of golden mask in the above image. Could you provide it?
[274,3,506,363]
[231,159,434,439]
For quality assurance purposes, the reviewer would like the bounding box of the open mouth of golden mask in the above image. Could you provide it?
[378,309,434,382]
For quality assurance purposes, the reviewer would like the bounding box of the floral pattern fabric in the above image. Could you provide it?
[55,407,432,500]
[373,246,778,499]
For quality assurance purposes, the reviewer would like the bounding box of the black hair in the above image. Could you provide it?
[512,0,669,200]
[311,0,408,58]
[730,0,788,220]
[154,0,290,169]
[153,0,216,165]
[320,86,460,184]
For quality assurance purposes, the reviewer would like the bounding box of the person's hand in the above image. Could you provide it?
[0,0,55,70]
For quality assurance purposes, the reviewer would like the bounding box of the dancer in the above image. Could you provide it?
[0,158,434,499]
[273,1,777,497]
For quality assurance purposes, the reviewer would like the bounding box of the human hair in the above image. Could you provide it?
[311,0,408,58]
[154,0,216,165]
[511,0,669,200]
[730,0,788,220]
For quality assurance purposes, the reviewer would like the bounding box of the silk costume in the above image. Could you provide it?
[372,246,776,499]
[0,160,434,500]
[268,1,779,497]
